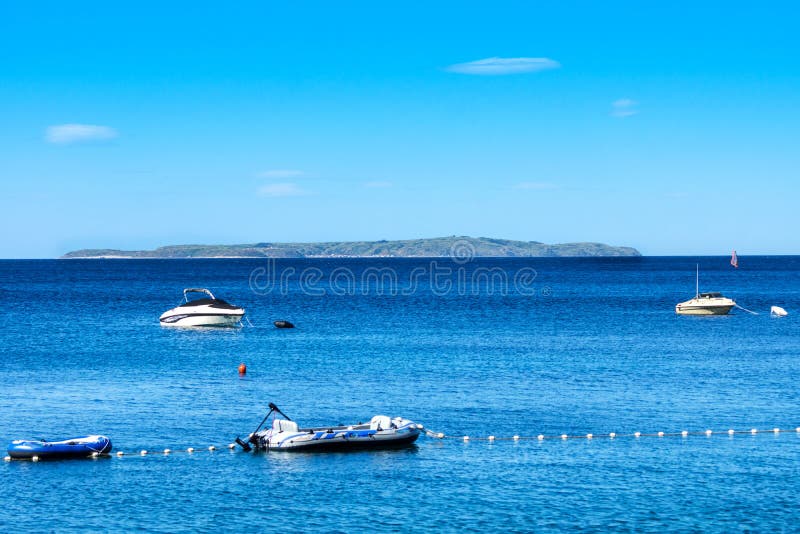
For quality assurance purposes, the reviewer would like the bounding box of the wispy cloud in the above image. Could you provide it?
[45,124,118,144]
[258,169,304,179]
[257,183,309,197]
[514,182,559,191]
[446,57,560,75]
[364,181,393,188]
[611,98,639,118]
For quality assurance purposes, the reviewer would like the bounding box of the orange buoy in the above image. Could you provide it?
[238,363,247,375]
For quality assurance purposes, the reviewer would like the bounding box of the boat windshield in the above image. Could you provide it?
[183,288,215,302]
[699,292,723,298]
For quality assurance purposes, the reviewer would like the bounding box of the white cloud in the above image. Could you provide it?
[611,98,639,117]
[514,182,558,191]
[364,181,393,188]
[258,169,304,179]
[257,183,309,197]
[46,124,118,144]
[446,57,560,75]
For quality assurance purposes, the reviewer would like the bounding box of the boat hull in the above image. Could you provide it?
[254,417,421,452]
[263,432,420,452]
[159,312,243,327]
[7,435,112,460]
[675,304,734,316]
[676,295,736,316]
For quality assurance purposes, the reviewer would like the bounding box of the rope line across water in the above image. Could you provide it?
[425,426,800,442]
[3,444,239,462]
[5,427,800,461]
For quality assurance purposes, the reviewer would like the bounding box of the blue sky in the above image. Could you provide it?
[1,1,798,257]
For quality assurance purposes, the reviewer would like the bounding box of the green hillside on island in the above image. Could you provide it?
[62,237,640,258]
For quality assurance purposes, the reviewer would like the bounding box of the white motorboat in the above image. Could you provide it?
[676,292,736,315]
[236,403,422,452]
[159,288,244,327]
[675,265,735,316]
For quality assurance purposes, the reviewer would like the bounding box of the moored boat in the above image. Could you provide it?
[675,265,735,315]
[7,435,112,460]
[675,292,736,315]
[160,288,245,327]
[236,403,422,452]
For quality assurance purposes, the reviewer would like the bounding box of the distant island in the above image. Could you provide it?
[61,237,640,259]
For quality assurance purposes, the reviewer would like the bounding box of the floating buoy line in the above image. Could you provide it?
[4,443,239,462]
[5,426,800,461]
[424,426,800,442]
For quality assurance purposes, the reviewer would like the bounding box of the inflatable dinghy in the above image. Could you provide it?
[236,403,421,452]
[7,435,112,460]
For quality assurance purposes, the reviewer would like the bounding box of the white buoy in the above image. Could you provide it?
[773,428,780,434]
[208,446,216,451]
[796,427,800,433]
[140,450,148,456]
[488,435,495,442]
[4,456,11,462]
[463,436,469,442]
[513,435,520,441]
[561,434,568,440]
[228,443,236,449]
[770,306,788,317]
[538,434,544,440]
[187,447,195,453]
[31,456,39,462]
[658,431,664,437]
[705,430,712,436]
[681,430,688,437]
[634,432,641,438]
[586,433,593,439]
[437,433,444,439]
[91,452,99,458]
[728,429,735,435]
[751,428,758,434]
[116,451,124,457]
[609,432,616,439]
[163,449,171,455]
[416,424,424,430]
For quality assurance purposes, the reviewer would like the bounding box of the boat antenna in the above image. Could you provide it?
[695,263,699,298]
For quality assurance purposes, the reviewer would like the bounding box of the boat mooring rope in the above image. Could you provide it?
[734,303,759,315]
[6,426,800,461]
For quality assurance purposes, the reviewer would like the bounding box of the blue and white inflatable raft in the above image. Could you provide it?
[7,435,112,460]
[237,403,422,452]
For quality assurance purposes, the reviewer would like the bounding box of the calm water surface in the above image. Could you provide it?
[1,257,799,531]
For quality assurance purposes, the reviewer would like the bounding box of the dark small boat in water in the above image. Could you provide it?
[7,435,112,460]
[274,320,295,329]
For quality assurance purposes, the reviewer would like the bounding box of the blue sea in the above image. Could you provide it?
[2,257,799,531]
